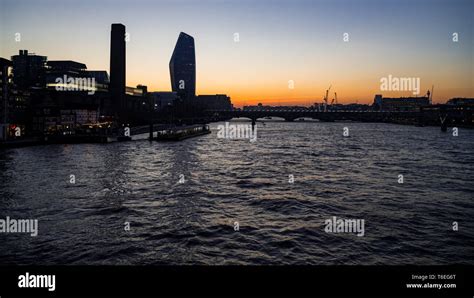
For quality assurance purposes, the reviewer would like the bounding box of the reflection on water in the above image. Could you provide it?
[0,121,473,265]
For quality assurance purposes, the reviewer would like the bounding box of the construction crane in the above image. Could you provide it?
[323,84,332,112]
[331,92,338,105]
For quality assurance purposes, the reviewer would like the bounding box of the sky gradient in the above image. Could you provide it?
[1,0,473,106]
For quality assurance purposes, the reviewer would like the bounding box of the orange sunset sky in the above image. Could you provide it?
[1,0,473,107]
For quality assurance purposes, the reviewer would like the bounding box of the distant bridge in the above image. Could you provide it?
[206,106,474,128]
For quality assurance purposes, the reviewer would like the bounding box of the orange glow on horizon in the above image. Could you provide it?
[127,75,473,108]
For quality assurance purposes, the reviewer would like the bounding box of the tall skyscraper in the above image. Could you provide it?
[169,32,196,101]
[110,23,126,120]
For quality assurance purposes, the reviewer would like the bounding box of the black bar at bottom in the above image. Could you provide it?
[0,265,472,297]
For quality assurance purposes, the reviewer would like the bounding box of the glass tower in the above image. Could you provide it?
[169,32,196,101]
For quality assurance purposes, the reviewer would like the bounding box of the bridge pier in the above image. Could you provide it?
[441,118,448,132]
[251,118,256,131]
[149,122,154,140]
[418,107,425,127]
[440,106,448,132]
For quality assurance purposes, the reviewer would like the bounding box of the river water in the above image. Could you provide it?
[0,121,473,265]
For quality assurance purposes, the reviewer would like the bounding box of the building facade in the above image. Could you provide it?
[447,98,474,106]
[11,50,47,90]
[373,94,430,111]
[0,58,12,141]
[169,32,196,101]
[110,23,126,120]
[150,92,179,110]
[86,70,109,92]
[197,94,232,110]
